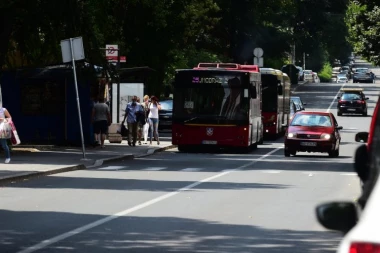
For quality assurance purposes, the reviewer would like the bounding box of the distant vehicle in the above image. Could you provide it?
[315,96,380,253]
[289,101,301,122]
[312,72,320,83]
[353,68,374,83]
[303,70,313,82]
[172,64,263,152]
[337,88,369,116]
[296,66,304,81]
[158,100,173,130]
[337,76,348,83]
[283,111,343,157]
[290,96,306,111]
[260,68,291,137]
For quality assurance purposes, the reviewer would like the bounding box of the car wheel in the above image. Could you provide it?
[284,150,291,157]
[328,148,339,158]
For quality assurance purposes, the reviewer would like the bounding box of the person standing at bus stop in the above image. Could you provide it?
[92,97,111,148]
[122,96,143,146]
[148,96,161,145]
[0,106,12,163]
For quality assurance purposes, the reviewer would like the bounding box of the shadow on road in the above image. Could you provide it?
[0,210,342,253]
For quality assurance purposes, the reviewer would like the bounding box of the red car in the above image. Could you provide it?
[284,111,343,157]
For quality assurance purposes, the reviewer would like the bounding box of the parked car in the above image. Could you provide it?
[283,111,342,157]
[289,101,301,122]
[337,88,369,116]
[296,66,304,81]
[158,99,173,130]
[290,96,306,111]
[315,96,380,253]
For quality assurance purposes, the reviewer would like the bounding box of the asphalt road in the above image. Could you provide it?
[0,80,378,253]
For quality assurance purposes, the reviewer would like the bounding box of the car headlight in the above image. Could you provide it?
[321,133,331,140]
[287,133,297,138]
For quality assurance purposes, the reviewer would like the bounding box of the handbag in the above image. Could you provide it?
[8,120,21,145]
[0,121,12,139]
[117,123,129,137]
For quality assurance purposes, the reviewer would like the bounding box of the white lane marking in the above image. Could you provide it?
[18,147,282,253]
[142,167,167,171]
[341,173,357,176]
[181,168,203,172]
[326,82,346,112]
[260,170,282,174]
[98,166,126,171]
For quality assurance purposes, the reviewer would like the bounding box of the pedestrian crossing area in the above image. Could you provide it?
[96,166,358,176]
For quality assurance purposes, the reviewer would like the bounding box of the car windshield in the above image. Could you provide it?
[341,93,361,100]
[159,100,173,110]
[290,114,332,127]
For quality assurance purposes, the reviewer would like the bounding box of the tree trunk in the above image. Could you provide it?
[0,10,14,69]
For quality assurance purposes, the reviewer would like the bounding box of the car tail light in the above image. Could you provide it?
[349,242,380,253]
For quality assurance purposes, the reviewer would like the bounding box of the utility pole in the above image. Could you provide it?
[303,52,306,69]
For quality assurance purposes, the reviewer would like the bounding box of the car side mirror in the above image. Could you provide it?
[354,144,369,182]
[355,132,369,143]
[336,126,343,130]
[337,96,341,100]
[316,202,358,234]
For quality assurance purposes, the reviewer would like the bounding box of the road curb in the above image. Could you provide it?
[0,145,177,185]
[135,145,177,158]
[0,164,86,186]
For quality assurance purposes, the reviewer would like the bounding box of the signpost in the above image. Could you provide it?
[105,44,121,123]
[253,47,264,67]
[60,37,87,160]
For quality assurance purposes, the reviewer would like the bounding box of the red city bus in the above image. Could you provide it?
[172,68,263,152]
[260,68,291,138]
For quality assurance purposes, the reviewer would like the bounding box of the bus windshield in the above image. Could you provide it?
[173,72,250,124]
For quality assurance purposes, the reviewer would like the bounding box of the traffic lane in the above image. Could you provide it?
[0,145,283,252]
[33,148,357,253]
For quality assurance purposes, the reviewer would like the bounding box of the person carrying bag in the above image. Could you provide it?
[0,107,13,163]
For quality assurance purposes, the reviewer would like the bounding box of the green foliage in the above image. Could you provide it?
[318,62,333,82]
[0,0,354,94]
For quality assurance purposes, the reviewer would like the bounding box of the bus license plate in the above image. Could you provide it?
[202,140,217,145]
[300,142,317,147]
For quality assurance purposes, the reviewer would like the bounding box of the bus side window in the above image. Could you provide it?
[250,82,257,99]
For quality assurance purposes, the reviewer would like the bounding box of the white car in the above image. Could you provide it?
[303,70,313,81]
[316,96,380,253]
[337,76,348,83]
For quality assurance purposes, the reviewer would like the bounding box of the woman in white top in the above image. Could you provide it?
[0,107,12,163]
[148,96,161,145]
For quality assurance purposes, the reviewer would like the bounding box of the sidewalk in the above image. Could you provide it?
[0,139,176,185]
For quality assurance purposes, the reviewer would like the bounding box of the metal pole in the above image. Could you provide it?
[117,53,121,123]
[70,38,86,159]
[303,52,306,69]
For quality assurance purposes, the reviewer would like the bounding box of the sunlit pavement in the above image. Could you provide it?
[0,80,379,253]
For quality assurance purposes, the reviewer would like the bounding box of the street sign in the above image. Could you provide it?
[61,37,85,63]
[60,36,87,159]
[253,47,264,58]
[106,44,118,57]
[106,56,126,62]
[254,57,264,67]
